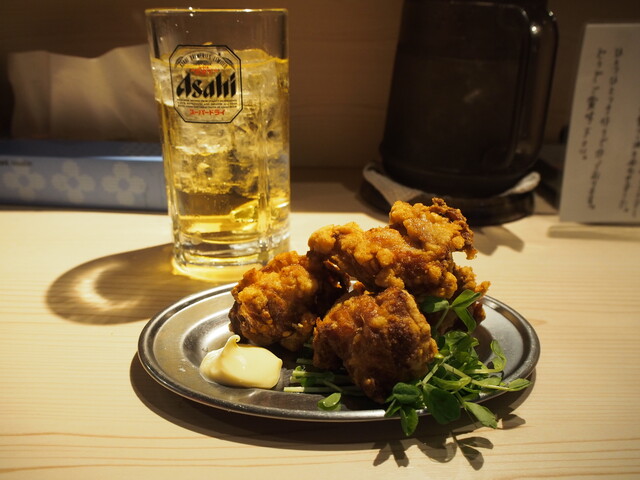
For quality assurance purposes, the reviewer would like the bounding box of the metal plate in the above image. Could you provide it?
[138,284,540,421]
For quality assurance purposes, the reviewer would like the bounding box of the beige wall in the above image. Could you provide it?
[1,0,638,168]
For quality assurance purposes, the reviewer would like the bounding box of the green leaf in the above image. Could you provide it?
[450,290,482,309]
[431,375,472,392]
[453,350,478,369]
[504,378,531,391]
[317,392,342,411]
[423,384,461,425]
[399,406,420,436]
[472,376,502,388]
[489,340,507,372]
[390,382,423,406]
[421,296,450,313]
[443,330,472,350]
[453,305,477,332]
[464,401,498,428]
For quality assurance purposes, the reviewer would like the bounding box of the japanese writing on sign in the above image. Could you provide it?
[560,24,640,224]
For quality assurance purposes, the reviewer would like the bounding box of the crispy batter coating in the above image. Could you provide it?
[308,223,457,297]
[229,251,348,351]
[388,198,476,259]
[313,286,439,403]
[308,199,481,299]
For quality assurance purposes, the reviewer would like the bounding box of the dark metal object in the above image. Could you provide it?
[380,0,557,199]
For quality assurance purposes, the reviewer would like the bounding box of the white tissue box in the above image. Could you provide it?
[0,140,167,211]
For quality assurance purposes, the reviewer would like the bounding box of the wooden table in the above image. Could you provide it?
[2,169,639,479]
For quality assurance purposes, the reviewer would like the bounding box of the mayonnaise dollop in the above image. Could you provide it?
[199,335,283,389]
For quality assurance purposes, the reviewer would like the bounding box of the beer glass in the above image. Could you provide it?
[145,9,290,278]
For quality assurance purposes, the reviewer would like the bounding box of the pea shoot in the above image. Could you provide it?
[285,290,531,435]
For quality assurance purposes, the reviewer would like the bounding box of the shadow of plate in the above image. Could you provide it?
[130,352,536,469]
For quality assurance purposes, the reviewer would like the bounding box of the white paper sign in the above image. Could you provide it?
[559,24,640,224]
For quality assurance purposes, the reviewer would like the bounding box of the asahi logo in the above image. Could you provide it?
[169,45,243,123]
[175,71,237,99]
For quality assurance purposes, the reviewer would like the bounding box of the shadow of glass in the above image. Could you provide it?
[46,244,230,324]
[130,352,536,469]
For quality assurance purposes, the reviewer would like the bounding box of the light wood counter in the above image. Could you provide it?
[1,170,639,479]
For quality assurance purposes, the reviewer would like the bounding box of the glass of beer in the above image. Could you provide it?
[145,9,290,278]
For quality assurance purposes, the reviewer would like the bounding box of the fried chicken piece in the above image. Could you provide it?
[313,286,439,403]
[308,198,480,299]
[388,198,476,260]
[229,251,348,352]
[309,222,458,298]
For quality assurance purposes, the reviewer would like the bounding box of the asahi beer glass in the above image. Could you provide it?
[146,9,290,277]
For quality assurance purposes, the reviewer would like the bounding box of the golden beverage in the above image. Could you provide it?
[151,48,290,273]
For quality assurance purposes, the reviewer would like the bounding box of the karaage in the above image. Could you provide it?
[229,251,348,351]
[227,198,489,405]
[313,286,439,403]
[308,198,484,300]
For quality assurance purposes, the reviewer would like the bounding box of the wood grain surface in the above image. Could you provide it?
[1,170,639,479]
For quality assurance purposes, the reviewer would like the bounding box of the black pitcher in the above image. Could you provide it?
[380,0,557,198]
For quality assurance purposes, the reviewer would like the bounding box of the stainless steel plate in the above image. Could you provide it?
[138,284,540,421]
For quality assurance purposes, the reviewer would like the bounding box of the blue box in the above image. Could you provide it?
[0,140,167,211]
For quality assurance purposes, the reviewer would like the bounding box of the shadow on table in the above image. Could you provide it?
[46,244,224,325]
[130,353,535,470]
[473,225,526,256]
[547,223,640,242]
